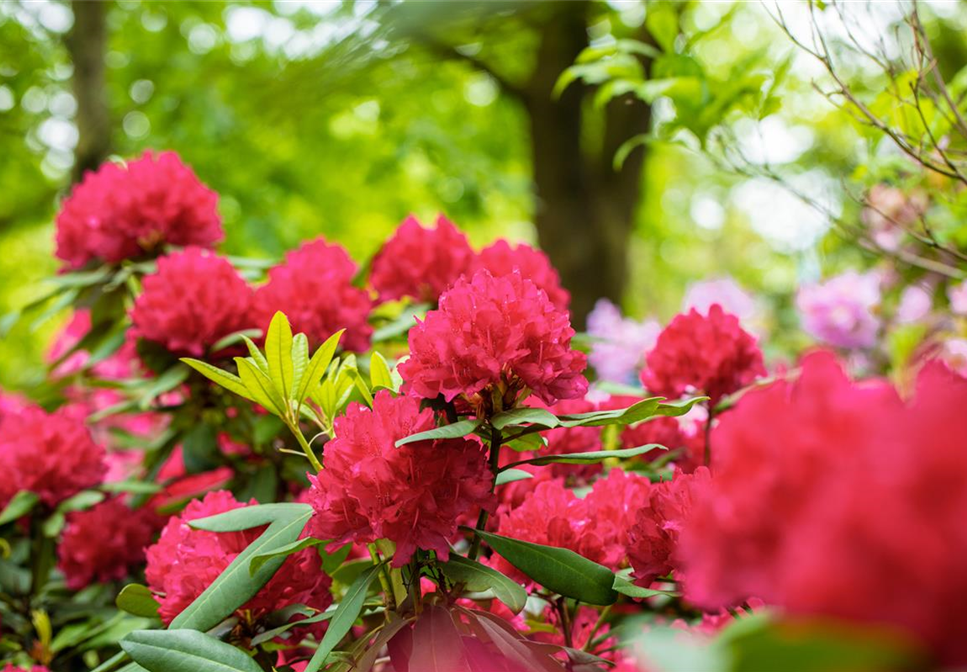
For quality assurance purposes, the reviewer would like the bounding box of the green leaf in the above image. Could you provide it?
[321,542,353,575]
[504,445,663,470]
[0,491,39,526]
[249,537,327,576]
[180,359,255,403]
[290,333,309,403]
[171,507,312,631]
[117,584,161,618]
[371,304,428,342]
[297,329,343,403]
[239,336,269,372]
[190,503,312,532]
[490,407,560,431]
[250,608,336,647]
[122,629,263,672]
[494,469,534,486]
[473,530,617,606]
[503,432,548,453]
[369,351,395,391]
[395,419,482,447]
[265,311,295,401]
[235,357,284,416]
[646,3,679,53]
[137,364,191,410]
[209,329,264,354]
[555,396,706,428]
[42,512,65,537]
[439,555,527,614]
[304,562,386,672]
[613,574,679,599]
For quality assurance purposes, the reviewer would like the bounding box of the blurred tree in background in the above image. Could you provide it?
[2,0,966,389]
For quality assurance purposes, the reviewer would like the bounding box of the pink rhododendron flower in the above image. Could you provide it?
[1,665,50,672]
[55,151,222,269]
[472,240,570,311]
[796,271,881,349]
[370,215,474,303]
[0,406,106,510]
[626,467,710,587]
[641,305,765,404]
[860,184,927,252]
[586,299,660,384]
[307,391,495,567]
[401,270,587,413]
[682,277,757,326]
[146,490,332,626]
[48,309,139,380]
[254,237,373,352]
[130,247,254,357]
[940,338,967,376]
[947,279,967,316]
[57,498,159,589]
[681,352,967,665]
[620,417,704,475]
[896,284,932,324]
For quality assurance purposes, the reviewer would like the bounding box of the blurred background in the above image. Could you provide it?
[2,0,966,390]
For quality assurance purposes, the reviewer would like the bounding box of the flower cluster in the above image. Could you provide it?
[472,240,570,311]
[641,304,765,404]
[681,352,967,665]
[56,151,222,269]
[254,237,373,352]
[370,215,474,303]
[130,247,254,356]
[146,490,332,625]
[307,391,495,566]
[796,271,882,349]
[401,270,587,413]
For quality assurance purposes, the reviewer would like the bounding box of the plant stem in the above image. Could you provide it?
[703,404,715,467]
[290,422,323,472]
[368,544,395,616]
[467,425,502,561]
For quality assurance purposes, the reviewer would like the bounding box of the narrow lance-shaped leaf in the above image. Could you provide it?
[249,537,327,576]
[190,503,312,532]
[265,312,295,401]
[0,491,40,526]
[116,584,161,619]
[235,357,284,417]
[494,469,534,486]
[490,407,560,431]
[290,333,309,402]
[297,329,344,403]
[502,445,664,471]
[180,359,256,404]
[240,335,269,373]
[369,351,395,391]
[396,419,482,447]
[439,555,527,613]
[122,629,263,672]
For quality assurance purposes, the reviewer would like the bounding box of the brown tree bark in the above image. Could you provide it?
[65,0,110,184]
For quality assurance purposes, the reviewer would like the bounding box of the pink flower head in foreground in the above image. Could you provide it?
[254,237,373,352]
[56,151,222,269]
[796,270,881,349]
[400,270,587,413]
[1,665,50,672]
[370,215,474,303]
[641,305,765,404]
[146,490,332,626]
[586,299,660,385]
[57,498,159,589]
[493,469,649,581]
[130,247,254,357]
[472,240,570,311]
[0,406,106,510]
[681,351,967,665]
[626,467,711,587]
[307,391,495,567]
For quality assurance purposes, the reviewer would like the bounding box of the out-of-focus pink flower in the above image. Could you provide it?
[861,184,927,252]
[146,491,332,626]
[896,285,933,324]
[48,309,139,381]
[401,270,587,414]
[586,299,660,385]
[940,338,967,376]
[307,391,494,567]
[130,247,254,357]
[641,305,765,404]
[370,215,474,303]
[0,406,106,510]
[472,240,570,311]
[56,151,222,269]
[57,498,159,589]
[682,278,757,326]
[254,237,373,352]
[681,352,967,666]
[947,279,967,316]
[796,271,881,349]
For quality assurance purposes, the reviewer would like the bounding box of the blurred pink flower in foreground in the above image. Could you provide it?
[796,270,881,349]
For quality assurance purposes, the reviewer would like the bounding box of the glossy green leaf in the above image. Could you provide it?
[474,530,617,605]
[180,359,256,404]
[490,407,560,430]
[55,490,106,513]
[210,329,263,354]
[494,469,534,486]
[190,503,312,532]
[0,490,39,526]
[303,562,386,672]
[395,419,481,447]
[122,629,263,672]
[116,584,161,618]
[439,555,527,613]
[504,444,663,470]
[248,537,327,576]
[612,574,679,599]
[265,311,295,401]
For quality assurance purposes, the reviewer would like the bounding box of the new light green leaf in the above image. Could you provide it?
[369,351,395,391]
[180,359,256,404]
[235,357,284,416]
[0,490,39,526]
[297,329,343,403]
[290,333,309,402]
[122,629,263,672]
[265,311,295,401]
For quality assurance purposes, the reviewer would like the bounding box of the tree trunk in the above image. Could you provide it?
[524,2,651,327]
[65,0,110,184]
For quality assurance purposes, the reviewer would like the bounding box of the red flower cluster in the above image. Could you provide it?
[681,352,967,665]
[56,151,222,269]
[130,247,254,357]
[0,406,106,510]
[626,467,710,587]
[370,215,474,303]
[400,270,587,412]
[254,237,373,352]
[307,391,494,566]
[620,416,704,474]
[146,491,332,625]
[641,304,765,404]
[57,498,159,589]
[493,469,649,580]
[472,240,570,311]
[1,665,49,672]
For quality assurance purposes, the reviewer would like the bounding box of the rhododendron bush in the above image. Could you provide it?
[2,151,966,672]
